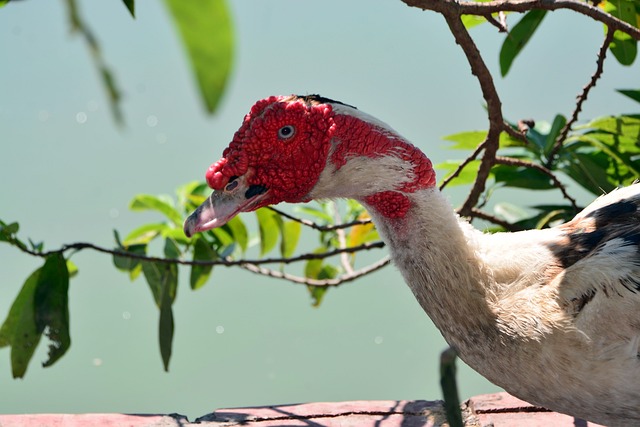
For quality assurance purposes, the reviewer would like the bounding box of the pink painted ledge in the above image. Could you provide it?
[0,392,604,426]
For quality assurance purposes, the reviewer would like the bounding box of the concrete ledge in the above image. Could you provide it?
[0,392,604,426]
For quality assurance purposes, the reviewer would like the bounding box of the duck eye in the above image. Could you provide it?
[278,125,295,139]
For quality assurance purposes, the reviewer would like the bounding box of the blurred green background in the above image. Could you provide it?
[1,0,639,419]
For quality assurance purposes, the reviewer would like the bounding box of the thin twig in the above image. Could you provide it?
[267,206,372,232]
[494,156,578,209]
[546,28,614,167]
[502,122,528,144]
[13,240,386,267]
[469,208,521,232]
[484,13,507,33]
[240,256,391,287]
[439,141,487,191]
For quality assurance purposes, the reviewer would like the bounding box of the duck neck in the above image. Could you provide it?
[363,188,501,353]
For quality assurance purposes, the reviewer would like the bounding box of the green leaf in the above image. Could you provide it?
[493,202,530,223]
[296,206,333,224]
[543,114,567,155]
[122,0,134,18]
[256,208,280,256]
[304,248,325,280]
[461,14,487,29]
[582,115,640,139]
[113,244,147,273]
[141,260,178,307]
[0,254,71,377]
[224,215,248,252]
[603,0,637,65]
[492,164,554,189]
[0,268,41,378]
[123,223,168,246]
[164,237,182,260]
[436,160,483,187]
[34,253,71,368]
[1,221,18,236]
[190,237,217,290]
[617,89,640,104]
[500,10,547,76]
[306,265,338,307]
[130,194,183,226]
[0,1,9,8]
[162,0,233,113]
[560,151,617,195]
[440,348,463,427]
[442,130,487,150]
[66,260,79,278]
[158,285,174,372]
[307,285,329,308]
[280,221,301,258]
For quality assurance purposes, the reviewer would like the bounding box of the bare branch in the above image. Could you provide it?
[402,0,640,40]
[267,206,372,232]
[494,156,578,209]
[546,28,614,167]
[484,13,508,33]
[13,240,386,268]
[468,208,521,232]
[240,256,391,287]
[437,11,504,215]
[439,141,486,191]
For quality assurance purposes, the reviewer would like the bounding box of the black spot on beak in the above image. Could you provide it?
[245,184,268,199]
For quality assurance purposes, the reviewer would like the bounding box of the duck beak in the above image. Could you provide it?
[183,178,268,238]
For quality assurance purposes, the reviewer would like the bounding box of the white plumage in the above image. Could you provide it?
[185,95,640,426]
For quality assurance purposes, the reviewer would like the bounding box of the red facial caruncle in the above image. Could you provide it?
[205,95,337,209]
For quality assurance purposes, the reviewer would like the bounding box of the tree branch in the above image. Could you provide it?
[546,27,614,167]
[12,240,386,268]
[437,11,504,216]
[494,156,578,209]
[402,0,640,40]
[267,206,372,231]
[240,256,391,287]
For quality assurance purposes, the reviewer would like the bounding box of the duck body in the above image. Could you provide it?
[184,95,640,426]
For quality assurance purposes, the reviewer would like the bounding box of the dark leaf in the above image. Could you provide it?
[0,268,41,378]
[34,253,70,368]
[440,348,463,427]
[121,0,134,17]
[543,114,567,155]
[307,285,329,308]
[159,286,174,372]
[492,164,554,189]
[162,0,233,113]
[190,237,217,290]
[617,89,640,104]
[500,10,547,76]
[559,151,617,195]
[142,260,178,308]
[164,237,182,260]
[112,244,147,273]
